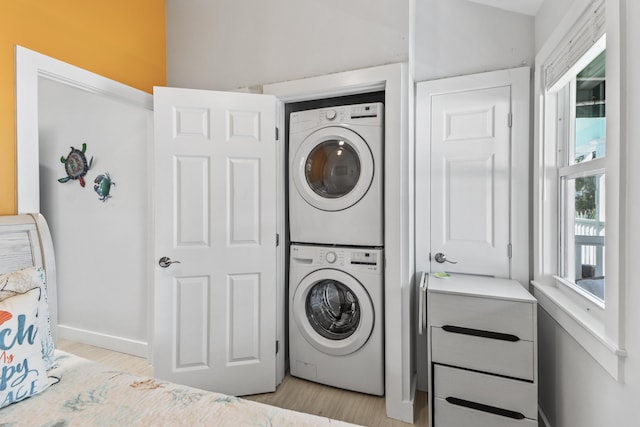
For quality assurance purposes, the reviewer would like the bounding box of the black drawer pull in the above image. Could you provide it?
[446,397,525,420]
[442,325,520,342]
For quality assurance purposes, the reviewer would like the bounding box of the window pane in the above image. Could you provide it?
[574,50,606,164]
[563,174,606,301]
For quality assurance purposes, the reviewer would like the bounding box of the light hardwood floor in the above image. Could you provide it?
[57,339,429,427]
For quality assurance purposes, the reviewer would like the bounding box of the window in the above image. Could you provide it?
[557,49,606,304]
[533,0,626,382]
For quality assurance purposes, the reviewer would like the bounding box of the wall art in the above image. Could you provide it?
[94,172,115,202]
[58,143,93,187]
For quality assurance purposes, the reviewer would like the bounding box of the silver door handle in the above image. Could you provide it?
[159,256,181,268]
[434,253,457,264]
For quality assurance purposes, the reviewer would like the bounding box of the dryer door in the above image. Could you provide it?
[291,127,374,211]
[292,269,374,356]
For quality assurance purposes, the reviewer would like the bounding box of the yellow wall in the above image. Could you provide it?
[0,1,166,214]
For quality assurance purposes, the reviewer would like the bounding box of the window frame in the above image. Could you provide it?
[532,0,626,382]
[554,44,607,308]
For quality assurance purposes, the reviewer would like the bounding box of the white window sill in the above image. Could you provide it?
[530,280,626,382]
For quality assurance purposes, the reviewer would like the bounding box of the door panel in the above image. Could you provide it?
[445,154,495,244]
[228,273,260,363]
[175,156,210,246]
[431,86,511,277]
[175,276,209,369]
[228,159,261,245]
[154,87,277,396]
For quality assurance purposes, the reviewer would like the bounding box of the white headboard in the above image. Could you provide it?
[0,213,58,341]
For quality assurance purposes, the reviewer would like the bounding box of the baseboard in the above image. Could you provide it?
[57,324,148,358]
[386,376,417,423]
[539,406,552,427]
[386,396,415,424]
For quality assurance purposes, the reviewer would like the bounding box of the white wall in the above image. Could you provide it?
[535,1,640,425]
[413,0,534,82]
[38,77,150,356]
[166,0,409,90]
[534,0,574,51]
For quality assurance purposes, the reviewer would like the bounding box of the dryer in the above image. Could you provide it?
[289,103,384,247]
[289,244,384,395]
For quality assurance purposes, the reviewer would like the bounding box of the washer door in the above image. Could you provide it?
[292,127,374,212]
[292,269,374,356]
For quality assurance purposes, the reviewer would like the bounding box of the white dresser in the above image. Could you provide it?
[427,274,538,427]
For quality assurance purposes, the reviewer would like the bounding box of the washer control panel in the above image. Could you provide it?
[318,248,345,266]
[291,245,382,273]
[349,104,380,119]
[350,251,378,266]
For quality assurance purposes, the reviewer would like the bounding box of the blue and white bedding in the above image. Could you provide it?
[0,350,359,427]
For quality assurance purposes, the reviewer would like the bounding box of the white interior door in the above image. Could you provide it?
[153,87,277,396]
[429,86,512,277]
[415,67,530,392]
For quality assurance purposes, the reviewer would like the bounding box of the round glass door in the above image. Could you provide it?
[293,269,374,356]
[305,141,361,199]
[306,279,360,340]
[292,127,374,212]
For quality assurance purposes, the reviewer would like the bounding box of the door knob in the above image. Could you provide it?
[434,253,457,264]
[159,256,181,268]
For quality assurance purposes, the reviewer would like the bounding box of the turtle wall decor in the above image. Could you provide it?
[58,143,93,187]
[94,172,115,202]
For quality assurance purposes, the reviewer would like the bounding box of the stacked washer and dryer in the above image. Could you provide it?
[288,103,385,396]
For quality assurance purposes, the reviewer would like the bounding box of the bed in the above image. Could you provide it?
[0,214,359,426]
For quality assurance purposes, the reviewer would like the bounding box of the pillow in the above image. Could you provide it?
[0,267,55,370]
[0,288,50,408]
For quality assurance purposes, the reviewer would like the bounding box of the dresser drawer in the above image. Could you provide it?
[431,326,534,380]
[430,292,534,341]
[434,364,537,420]
[434,397,538,427]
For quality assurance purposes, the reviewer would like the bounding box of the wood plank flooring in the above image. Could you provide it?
[57,339,429,427]
[246,374,429,427]
[57,339,154,377]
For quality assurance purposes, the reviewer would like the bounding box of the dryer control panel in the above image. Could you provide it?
[289,102,384,134]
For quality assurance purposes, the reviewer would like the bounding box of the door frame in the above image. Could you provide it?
[15,46,154,358]
[265,62,416,423]
[414,67,531,390]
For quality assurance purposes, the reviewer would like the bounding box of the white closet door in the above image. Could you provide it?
[153,86,277,396]
[429,85,512,277]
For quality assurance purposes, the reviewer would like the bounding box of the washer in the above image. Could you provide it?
[289,244,384,395]
[289,103,384,247]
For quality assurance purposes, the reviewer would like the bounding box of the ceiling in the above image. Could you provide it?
[465,0,544,16]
